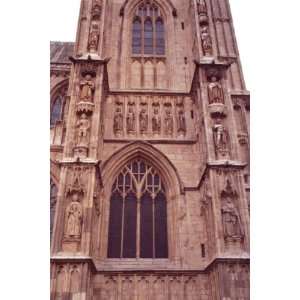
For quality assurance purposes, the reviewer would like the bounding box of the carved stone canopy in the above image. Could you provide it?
[81,63,97,77]
[208,103,227,119]
[221,179,238,201]
[206,68,222,81]
[76,102,95,115]
[65,169,86,198]
[92,3,102,20]
[66,183,85,199]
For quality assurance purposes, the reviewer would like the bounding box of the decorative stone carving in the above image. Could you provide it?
[177,110,186,133]
[126,107,135,133]
[76,113,91,147]
[221,180,244,241]
[164,108,173,135]
[213,119,230,158]
[113,107,123,135]
[79,74,95,102]
[208,76,224,104]
[197,0,207,15]
[88,30,99,52]
[91,1,102,21]
[152,108,161,134]
[197,0,209,25]
[139,108,148,133]
[200,26,213,56]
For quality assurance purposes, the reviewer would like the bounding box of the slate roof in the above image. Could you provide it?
[50,41,74,64]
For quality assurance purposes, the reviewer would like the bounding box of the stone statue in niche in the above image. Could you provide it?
[79,74,95,102]
[139,108,148,133]
[213,119,229,157]
[164,108,173,135]
[64,193,83,239]
[113,107,123,134]
[177,110,186,133]
[197,0,207,15]
[88,25,100,52]
[126,107,135,133]
[221,180,243,240]
[76,113,91,146]
[152,108,161,134]
[208,76,224,104]
[200,26,213,56]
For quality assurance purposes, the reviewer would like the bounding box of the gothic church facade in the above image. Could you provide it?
[50,0,250,299]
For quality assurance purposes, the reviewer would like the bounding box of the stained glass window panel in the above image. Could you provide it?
[107,191,123,258]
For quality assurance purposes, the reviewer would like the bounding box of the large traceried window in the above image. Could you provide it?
[131,1,165,56]
[107,159,168,259]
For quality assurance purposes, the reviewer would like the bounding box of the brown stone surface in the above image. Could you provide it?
[50,0,250,299]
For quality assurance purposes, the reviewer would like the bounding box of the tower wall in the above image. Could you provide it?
[50,0,250,299]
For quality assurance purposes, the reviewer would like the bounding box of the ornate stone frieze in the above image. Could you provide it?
[92,273,210,299]
[108,94,194,140]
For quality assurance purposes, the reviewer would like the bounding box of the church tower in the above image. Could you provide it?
[50,0,250,299]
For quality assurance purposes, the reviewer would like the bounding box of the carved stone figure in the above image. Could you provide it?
[208,76,224,104]
[76,113,91,146]
[201,27,213,56]
[213,120,229,156]
[126,107,135,133]
[152,108,161,134]
[139,108,148,133]
[88,29,100,52]
[113,107,123,134]
[165,108,173,135]
[177,110,186,133]
[221,180,243,240]
[222,200,242,239]
[64,193,83,239]
[79,75,95,102]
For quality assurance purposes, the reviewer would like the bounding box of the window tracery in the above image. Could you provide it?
[107,158,168,259]
[132,1,165,56]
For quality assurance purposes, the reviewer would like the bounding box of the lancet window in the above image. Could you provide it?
[107,159,168,259]
[50,96,64,126]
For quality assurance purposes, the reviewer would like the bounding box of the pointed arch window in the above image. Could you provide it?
[50,96,63,126]
[131,1,165,56]
[107,159,168,258]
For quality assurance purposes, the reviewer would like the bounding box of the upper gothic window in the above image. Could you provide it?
[132,1,165,56]
[107,159,168,259]
[50,96,64,126]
